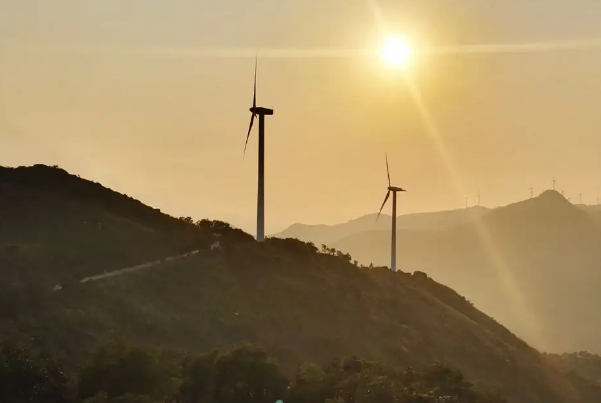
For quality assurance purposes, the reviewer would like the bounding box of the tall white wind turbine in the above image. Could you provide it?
[376,153,406,272]
[243,54,274,242]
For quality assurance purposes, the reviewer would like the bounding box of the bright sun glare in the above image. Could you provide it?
[381,36,412,68]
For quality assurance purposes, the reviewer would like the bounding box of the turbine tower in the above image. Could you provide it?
[243,55,274,242]
[376,153,406,272]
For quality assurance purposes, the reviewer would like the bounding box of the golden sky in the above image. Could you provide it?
[2,0,601,233]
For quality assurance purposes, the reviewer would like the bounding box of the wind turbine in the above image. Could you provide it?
[376,153,406,272]
[243,54,274,242]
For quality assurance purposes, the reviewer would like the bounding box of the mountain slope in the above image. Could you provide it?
[273,206,490,246]
[0,164,214,289]
[332,191,601,353]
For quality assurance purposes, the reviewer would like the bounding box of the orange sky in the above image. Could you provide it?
[2,1,601,233]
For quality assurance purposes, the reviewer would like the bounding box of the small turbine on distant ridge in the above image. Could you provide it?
[376,153,406,272]
[243,53,274,242]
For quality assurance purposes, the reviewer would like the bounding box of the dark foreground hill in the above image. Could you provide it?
[331,190,601,354]
[5,240,601,403]
[0,164,214,289]
[1,165,600,403]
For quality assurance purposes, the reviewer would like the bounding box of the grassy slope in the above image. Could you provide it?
[0,164,211,289]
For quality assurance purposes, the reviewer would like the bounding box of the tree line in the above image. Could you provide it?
[0,337,506,403]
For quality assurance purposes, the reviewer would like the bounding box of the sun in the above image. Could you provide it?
[381,36,412,68]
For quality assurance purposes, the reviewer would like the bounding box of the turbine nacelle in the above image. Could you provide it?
[250,107,274,116]
[388,186,406,192]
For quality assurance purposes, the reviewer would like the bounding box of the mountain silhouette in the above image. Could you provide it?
[272,206,490,246]
[1,164,600,403]
[0,164,213,289]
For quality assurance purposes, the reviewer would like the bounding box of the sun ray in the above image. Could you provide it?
[425,38,601,56]
[401,69,547,347]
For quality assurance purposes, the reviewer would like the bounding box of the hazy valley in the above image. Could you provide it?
[275,190,601,354]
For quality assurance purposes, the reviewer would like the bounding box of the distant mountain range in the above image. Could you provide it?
[272,206,491,246]
[2,164,601,403]
[275,190,601,354]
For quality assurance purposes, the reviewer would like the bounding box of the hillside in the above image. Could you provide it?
[4,237,601,403]
[273,206,490,246]
[1,165,601,403]
[0,164,215,290]
[547,351,601,386]
[331,190,601,353]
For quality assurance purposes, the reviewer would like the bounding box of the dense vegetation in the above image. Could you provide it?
[0,337,507,403]
[2,164,601,403]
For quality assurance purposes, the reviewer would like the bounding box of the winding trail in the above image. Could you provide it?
[52,239,221,291]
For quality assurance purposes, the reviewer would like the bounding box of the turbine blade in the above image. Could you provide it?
[376,190,391,221]
[243,54,259,160]
[243,113,256,159]
[252,53,257,109]
[385,153,391,187]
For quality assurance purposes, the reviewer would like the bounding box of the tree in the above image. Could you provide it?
[178,350,220,403]
[289,362,328,403]
[0,340,70,403]
[78,339,169,401]
[211,344,288,403]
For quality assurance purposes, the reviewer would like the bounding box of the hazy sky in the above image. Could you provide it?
[2,0,601,233]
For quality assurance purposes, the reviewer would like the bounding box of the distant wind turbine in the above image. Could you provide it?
[376,153,406,272]
[243,54,274,242]
[477,192,481,207]
[552,176,556,191]
[529,185,534,199]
